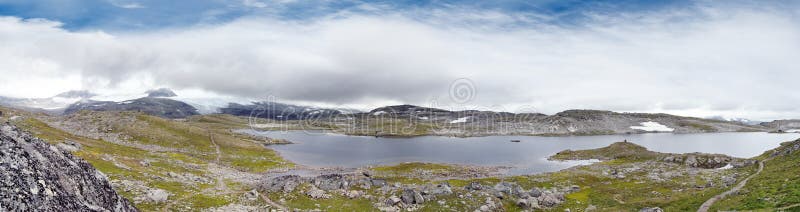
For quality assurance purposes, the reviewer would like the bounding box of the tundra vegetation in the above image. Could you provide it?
[1,106,798,211]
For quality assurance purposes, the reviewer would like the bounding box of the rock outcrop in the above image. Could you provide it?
[0,123,137,211]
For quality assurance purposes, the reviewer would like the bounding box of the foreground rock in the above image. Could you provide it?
[0,123,137,211]
[259,172,575,211]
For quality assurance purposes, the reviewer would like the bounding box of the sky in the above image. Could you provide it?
[0,0,799,120]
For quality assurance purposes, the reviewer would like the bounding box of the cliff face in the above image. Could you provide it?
[0,123,137,211]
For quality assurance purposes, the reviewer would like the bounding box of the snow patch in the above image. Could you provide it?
[250,123,286,128]
[418,116,429,120]
[786,129,800,133]
[716,164,733,170]
[372,111,386,115]
[449,117,470,124]
[630,121,674,132]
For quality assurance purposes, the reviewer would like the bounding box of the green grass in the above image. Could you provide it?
[678,121,718,132]
[550,142,659,161]
[711,140,800,211]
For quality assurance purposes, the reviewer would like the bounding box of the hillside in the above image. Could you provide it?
[3,107,291,211]
[710,138,800,211]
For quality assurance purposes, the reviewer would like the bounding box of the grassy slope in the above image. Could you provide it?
[4,108,291,211]
[711,139,800,211]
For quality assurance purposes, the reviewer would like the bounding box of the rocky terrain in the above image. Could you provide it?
[0,123,137,211]
[257,142,763,211]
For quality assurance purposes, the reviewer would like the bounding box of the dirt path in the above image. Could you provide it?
[777,203,800,211]
[208,129,227,191]
[697,160,766,212]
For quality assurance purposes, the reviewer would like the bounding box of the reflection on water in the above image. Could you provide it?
[240,130,799,175]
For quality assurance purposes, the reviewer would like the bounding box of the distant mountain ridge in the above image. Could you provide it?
[299,105,771,136]
[219,102,343,120]
[64,97,199,119]
[0,90,95,112]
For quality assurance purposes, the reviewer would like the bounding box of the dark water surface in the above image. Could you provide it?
[240,130,799,175]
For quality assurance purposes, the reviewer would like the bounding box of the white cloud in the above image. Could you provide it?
[107,0,145,9]
[0,4,799,120]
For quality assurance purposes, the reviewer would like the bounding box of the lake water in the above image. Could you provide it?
[240,130,799,175]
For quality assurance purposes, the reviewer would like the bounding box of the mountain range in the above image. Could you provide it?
[2,89,800,135]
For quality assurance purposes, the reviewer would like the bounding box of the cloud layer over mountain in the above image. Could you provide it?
[0,1,799,120]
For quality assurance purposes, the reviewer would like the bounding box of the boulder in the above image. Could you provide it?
[306,186,330,199]
[344,190,363,199]
[538,193,562,207]
[401,189,424,205]
[244,189,259,201]
[465,181,483,191]
[261,175,302,192]
[313,174,349,191]
[529,188,542,197]
[145,189,170,203]
[423,183,453,196]
[493,182,524,198]
[385,196,402,206]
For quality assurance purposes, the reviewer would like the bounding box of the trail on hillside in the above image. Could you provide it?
[697,160,766,212]
[208,129,227,191]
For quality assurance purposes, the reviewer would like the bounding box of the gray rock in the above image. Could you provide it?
[313,174,349,191]
[261,175,302,193]
[515,198,530,209]
[493,182,524,199]
[465,181,483,191]
[385,196,402,206]
[423,183,452,196]
[244,189,259,201]
[0,123,137,211]
[371,179,387,187]
[306,186,330,199]
[529,188,542,197]
[722,175,737,187]
[145,189,170,203]
[639,207,664,212]
[344,190,363,199]
[538,193,563,207]
[401,189,424,205]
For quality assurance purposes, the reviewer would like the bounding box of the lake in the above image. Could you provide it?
[240,130,799,175]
